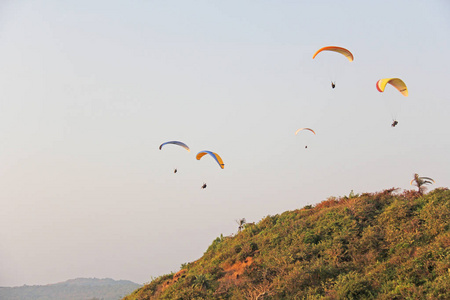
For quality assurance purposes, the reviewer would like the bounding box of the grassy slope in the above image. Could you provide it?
[124,188,450,299]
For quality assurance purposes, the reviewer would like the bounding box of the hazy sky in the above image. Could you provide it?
[1,0,449,287]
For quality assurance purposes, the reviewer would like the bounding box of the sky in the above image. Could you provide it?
[0,0,449,287]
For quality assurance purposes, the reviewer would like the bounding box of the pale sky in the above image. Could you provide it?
[1,0,449,287]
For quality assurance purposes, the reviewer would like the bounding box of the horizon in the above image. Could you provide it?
[1,277,141,288]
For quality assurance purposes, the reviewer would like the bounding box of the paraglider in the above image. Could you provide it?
[159,141,190,151]
[313,46,354,89]
[376,78,408,97]
[295,128,316,149]
[201,183,207,189]
[312,46,354,62]
[376,78,408,126]
[159,141,190,173]
[196,151,224,188]
[196,151,225,169]
[295,128,316,135]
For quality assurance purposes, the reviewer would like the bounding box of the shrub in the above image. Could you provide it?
[333,272,375,299]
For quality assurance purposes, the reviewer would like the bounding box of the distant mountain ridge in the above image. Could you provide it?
[0,277,141,300]
[53,277,138,287]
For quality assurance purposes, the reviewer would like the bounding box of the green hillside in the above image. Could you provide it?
[124,188,450,299]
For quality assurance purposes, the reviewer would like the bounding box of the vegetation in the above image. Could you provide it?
[410,173,435,194]
[124,188,450,299]
[236,218,246,233]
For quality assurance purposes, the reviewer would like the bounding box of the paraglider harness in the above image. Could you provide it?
[391,120,398,127]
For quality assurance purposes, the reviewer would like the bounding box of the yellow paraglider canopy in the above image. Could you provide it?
[376,78,408,97]
[312,46,354,62]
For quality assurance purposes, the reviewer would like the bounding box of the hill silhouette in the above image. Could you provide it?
[0,277,141,300]
[124,188,449,299]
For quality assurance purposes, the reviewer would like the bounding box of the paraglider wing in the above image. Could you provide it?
[295,128,316,135]
[159,141,190,152]
[312,46,354,62]
[376,78,408,97]
[196,151,224,169]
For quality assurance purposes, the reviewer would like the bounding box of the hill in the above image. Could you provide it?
[0,277,141,300]
[123,188,450,299]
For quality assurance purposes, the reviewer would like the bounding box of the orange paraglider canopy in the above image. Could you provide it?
[312,46,354,62]
[196,151,224,169]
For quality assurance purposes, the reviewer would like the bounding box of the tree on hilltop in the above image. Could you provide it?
[236,218,246,233]
[410,173,434,194]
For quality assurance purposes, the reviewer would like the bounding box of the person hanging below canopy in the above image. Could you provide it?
[312,46,353,89]
[295,128,316,149]
[159,141,190,173]
[376,78,408,128]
